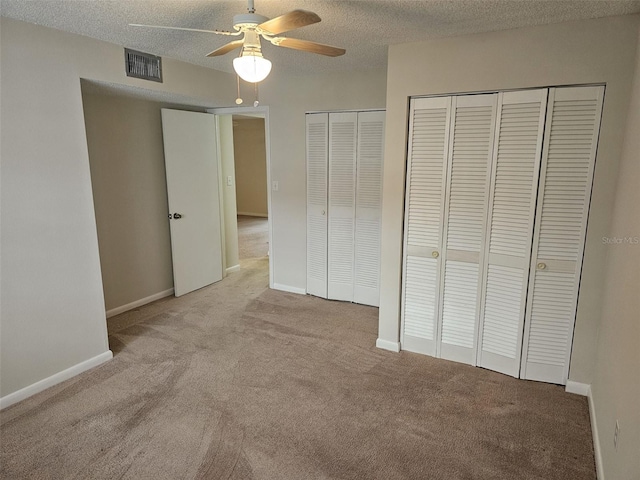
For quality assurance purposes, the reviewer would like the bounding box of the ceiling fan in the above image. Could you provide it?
[130,0,346,83]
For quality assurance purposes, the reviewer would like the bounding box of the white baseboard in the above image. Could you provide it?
[566,380,590,397]
[587,386,604,480]
[376,338,401,352]
[272,283,306,295]
[237,212,268,218]
[106,288,174,318]
[226,265,241,274]
[565,381,602,479]
[0,350,113,410]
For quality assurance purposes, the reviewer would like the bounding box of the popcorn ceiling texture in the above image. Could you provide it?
[2,0,640,75]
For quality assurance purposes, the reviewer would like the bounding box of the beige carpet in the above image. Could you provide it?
[237,215,269,260]
[1,251,596,479]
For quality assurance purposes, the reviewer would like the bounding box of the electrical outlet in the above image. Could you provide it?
[614,420,620,450]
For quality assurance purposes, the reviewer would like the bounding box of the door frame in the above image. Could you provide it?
[207,106,274,289]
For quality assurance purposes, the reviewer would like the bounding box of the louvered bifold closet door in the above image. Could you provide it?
[401,97,452,355]
[521,86,604,385]
[476,89,547,377]
[306,113,329,298]
[437,94,498,365]
[327,112,358,302]
[353,111,385,307]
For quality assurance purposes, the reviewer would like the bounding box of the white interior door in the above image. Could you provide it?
[353,111,385,307]
[306,113,329,298]
[476,89,547,377]
[401,96,452,356]
[437,93,498,365]
[521,86,604,385]
[327,112,358,302]
[161,109,223,297]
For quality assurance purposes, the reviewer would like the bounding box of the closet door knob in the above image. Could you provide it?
[321,210,326,216]
[537,262,546,270]
[432,251,439,259]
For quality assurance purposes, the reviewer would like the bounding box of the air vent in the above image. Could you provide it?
[124,48,162,82]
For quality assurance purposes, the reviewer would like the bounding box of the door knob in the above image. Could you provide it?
[321,210,326,216]
[537,262,546,270]
[173,213,183,219]
[432,251,439,259]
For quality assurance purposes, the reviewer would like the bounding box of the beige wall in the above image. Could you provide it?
[82,93,202,312]
[378,15,640,386]
[84,95,241,312]
[261,69,387,289]
[233,118,268,217]
[219,115,240,269]
[590,28,640,480]
[0,16,234,398]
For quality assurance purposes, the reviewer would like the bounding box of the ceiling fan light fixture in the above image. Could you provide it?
[233,51,272,83]
[131,2,345,85]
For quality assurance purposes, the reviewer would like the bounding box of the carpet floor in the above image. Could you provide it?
[237,215,269,260]
[1,230,596,479]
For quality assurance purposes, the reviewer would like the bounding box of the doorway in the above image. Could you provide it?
[82,80,273,322]
[233,116,269,262]
[210,106,273,286]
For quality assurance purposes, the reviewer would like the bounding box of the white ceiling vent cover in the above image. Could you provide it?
[125,48,162,82]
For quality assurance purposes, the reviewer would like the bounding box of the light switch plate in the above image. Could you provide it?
[272,181,279,192]
[227,176,233,186]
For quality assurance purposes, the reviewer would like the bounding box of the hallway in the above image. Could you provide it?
[237,215,268,261]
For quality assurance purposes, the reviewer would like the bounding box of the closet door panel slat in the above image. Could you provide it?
[354,111,385,306]
[521,86,604,385]
[327,112,358,302]
[401,97,451,356]
[477,89,547,377]
[438,94,497,365]
[306,113,329,298]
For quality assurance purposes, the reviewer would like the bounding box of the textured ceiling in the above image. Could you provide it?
[3,0,640,76]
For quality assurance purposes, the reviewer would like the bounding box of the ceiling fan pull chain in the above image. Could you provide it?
[254,81,260,107]
[236,74,243,105]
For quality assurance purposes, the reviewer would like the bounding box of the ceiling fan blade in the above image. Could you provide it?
[257,10,321,35]
[272,37,345,57]
[129,24,240,36]
[206,40,244,57]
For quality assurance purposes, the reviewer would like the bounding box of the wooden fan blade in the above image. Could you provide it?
[129,24,240,36]
[206,40,244,57]
[257,10,321,35]
[274,37,345,57]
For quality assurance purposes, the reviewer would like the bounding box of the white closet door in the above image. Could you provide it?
[354,111,385,307]
[438,94,498,365]
[521,86,604,385]
[401,97,452,356]
[306,113,329,298]
[476,89,547,377]
[327,112,358,301]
